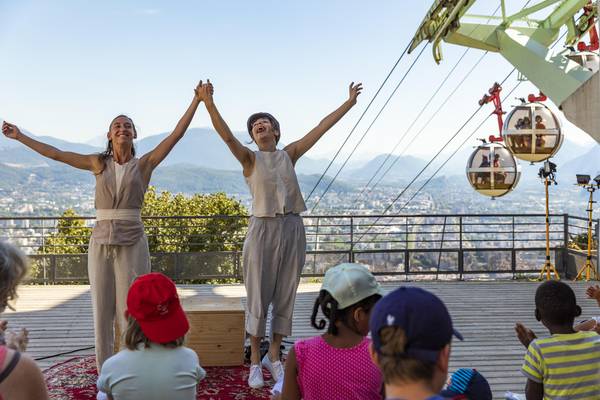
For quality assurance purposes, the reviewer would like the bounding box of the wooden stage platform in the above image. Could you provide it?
[5,281,600,399]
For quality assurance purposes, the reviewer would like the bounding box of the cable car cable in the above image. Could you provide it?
[393,81,523,217]
[358,50,488,203]
[395,29,570,215]
[304,41,413,203]
[353,4,504,204]
[359,1,536,199]
[353,48,473,203]
[308,43,429,212]
[308,2,520,211]
[353,69,517,244]
[355,27,568,243]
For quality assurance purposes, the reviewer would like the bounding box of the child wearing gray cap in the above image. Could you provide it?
[276,263,383,400]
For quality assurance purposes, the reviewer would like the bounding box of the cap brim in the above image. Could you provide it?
[137,303,189,344]
[454,328,464,341]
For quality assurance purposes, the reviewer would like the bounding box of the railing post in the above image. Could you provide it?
[50,255,56,284]
[596,219,600,273]
[235,251,242,281]
[436,216,447,280]
[313,216,320,274]
[405,249,409,280]
[405,217,410,280]
[405,217,409,251]
[511,216,517,278]
[350,216,355,263]
[174,253,181,281]
[562,214,569,276]
[458,216,464,280]
[41,219,47,285]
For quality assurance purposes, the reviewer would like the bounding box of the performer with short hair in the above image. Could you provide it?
[196,80,363,388]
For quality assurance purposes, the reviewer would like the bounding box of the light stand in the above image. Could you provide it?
[539,161,560,280]
[574,174,599,281]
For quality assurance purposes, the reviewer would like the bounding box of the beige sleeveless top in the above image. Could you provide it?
[245,150,307,217]
[91,157,148,245]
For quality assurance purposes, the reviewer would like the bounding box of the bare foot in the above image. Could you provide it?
[586,285,600,300]
[515,322,536,348]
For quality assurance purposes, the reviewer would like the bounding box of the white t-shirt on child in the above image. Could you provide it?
[97,343,206,400]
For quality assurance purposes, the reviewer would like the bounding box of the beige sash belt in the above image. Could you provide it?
[96,209,142,222]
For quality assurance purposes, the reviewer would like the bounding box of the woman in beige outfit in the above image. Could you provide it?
[196,80,362,388]
[2,81,209,371]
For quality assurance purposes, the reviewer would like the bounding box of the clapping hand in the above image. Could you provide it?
[586,285,600,300]
[0,320,29,351]
[6,328,29,352]
[515,322,537,349]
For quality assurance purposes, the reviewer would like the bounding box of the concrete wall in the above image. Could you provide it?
[561,70,600,144]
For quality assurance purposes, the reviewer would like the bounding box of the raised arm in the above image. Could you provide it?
[198,81,254,176]
[284,82,362,164]
[140,81,205,173]
[2,121,103,173]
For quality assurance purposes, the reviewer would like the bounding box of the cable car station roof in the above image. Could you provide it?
[409,0,597,106]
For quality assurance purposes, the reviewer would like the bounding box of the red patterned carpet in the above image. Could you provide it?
[44,356,274,399]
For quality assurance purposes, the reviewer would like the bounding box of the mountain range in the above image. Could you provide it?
[0,126,598,195]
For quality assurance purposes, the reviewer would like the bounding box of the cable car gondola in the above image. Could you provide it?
[466,141,521,198]
[466,83,521,198]
[502,96,563,163]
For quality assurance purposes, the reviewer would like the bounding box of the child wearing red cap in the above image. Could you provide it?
[97,273,205,400]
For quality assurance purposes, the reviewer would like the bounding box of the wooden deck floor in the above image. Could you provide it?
[5,281,600,399]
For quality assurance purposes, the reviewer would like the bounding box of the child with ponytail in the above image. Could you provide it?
[280,263,383,400]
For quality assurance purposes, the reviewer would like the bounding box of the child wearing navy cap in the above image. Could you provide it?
[369,286,463,400]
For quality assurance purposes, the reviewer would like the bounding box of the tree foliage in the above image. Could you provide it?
[39,208,91,254]
[34,187,248,282]
[142,187,247,253]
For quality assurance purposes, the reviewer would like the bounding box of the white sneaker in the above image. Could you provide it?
[262,354,284,382]
[248,364,264,388]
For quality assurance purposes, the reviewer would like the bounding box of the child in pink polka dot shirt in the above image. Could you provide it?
[279,263,384,400]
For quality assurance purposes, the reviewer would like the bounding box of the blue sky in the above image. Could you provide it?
[1,0,596,160]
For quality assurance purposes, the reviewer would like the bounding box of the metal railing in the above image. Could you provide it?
[1,213,597,283]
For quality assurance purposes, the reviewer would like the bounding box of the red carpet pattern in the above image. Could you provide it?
[44,356,274,399]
